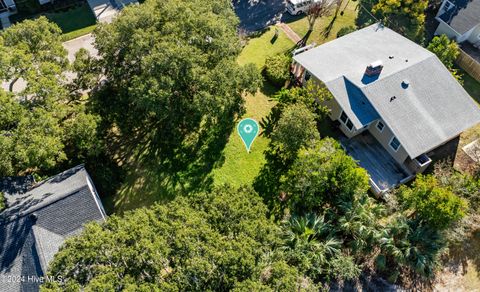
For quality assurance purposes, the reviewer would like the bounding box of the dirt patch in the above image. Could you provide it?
[435,262,480,292]
[463,139,480,163]
[455,126,480,174]
[436,216,480,292]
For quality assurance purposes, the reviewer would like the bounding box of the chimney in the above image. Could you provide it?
[365,60,383,77]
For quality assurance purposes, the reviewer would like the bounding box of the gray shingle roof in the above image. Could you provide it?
[0,165,105,292]
[293,23,480,159]
[439,0,480,35]
[326,76,380,129]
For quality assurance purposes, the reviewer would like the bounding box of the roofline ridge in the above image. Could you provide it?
[0,184,89,226]
[354,55,436,90]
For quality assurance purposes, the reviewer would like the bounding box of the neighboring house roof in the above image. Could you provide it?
[438,0,480,35]
[0,165,106,292]
[293,23,480,159]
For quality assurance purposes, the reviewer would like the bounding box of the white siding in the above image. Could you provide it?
[434,21,461,40]
[369,120,410,165]
[467,24,480,44]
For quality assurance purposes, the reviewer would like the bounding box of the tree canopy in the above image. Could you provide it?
[42,186,315,291]
[254,83,331,216]
[91,0,261,192]
[427,34,462,82]
[398,174,467,229]
[0,17,68,98]
[427,35,460,69]
[372,0,428,41]
[270,103,320,158]
[0,18,100,177]
[282,138,370,213]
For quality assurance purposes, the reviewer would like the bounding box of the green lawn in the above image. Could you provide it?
[287,1,358,46]
[112,27,293,212]
[62,24,97,41]
[238,26,295,68]
[462,71,480,103]
[212,83,277,187]
[46,4,97,40]
[212,28,295,187]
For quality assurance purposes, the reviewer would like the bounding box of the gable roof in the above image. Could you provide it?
[439,0,480,35]
[293,23,480,159]
[0,165,105,292]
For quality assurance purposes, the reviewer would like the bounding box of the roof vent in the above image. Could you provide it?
[389,55,394,59]
[30,213,38,222]
[390,96,397,102]
[365,60,383,77]
[401,80,409,89]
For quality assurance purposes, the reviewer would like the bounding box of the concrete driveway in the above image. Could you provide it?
[1,34,99,92]
[233,0,291,32]
[63,34,98,63]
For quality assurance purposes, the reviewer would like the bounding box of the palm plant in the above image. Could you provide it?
[376,216,445,282]
[280,213,342,280]
[338,194,384,254]
[282,213,331,247]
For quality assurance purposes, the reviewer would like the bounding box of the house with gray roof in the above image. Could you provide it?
[292,23,480,194]
[0,165,106,292]
[434,0,480,47]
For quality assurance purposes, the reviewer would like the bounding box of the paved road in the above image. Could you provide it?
[233,0,294,32]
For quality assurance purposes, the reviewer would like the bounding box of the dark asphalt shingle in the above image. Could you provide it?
[0,165,105,292]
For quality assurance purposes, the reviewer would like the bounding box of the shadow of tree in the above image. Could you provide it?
[296,30,312,48]
[322,15,337,39]
[444,225,480,278]
[355,0,379,28]
[110,102,238,213]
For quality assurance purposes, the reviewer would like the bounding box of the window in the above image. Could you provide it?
[389,137,401,151]
[444,0,454,10]
[376,120,385,132]
[304,71,311,81]
[346,119,354,131]
[339,111,354,131]
[340,111,348,124]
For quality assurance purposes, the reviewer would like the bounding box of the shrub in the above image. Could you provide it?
[427,35,462,83]
[264,54,291,87]
[398,174,468,229]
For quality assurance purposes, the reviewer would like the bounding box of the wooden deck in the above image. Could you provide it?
[340,133,410,191]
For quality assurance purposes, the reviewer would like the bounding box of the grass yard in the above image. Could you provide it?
[238,26,295,68]
[212,83,277,187]
[113,27,293,212]
[46,4,97,40]
[453,72,480,173]
[212,28,295,187]
[62,24,97,41]
[463,71,480,103]
[287,1,358,46]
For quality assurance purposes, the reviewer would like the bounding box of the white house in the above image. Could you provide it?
[434,0,480,48]
[292,24,480,195]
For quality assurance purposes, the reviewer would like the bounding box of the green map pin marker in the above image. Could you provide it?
[237,118,259,152]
